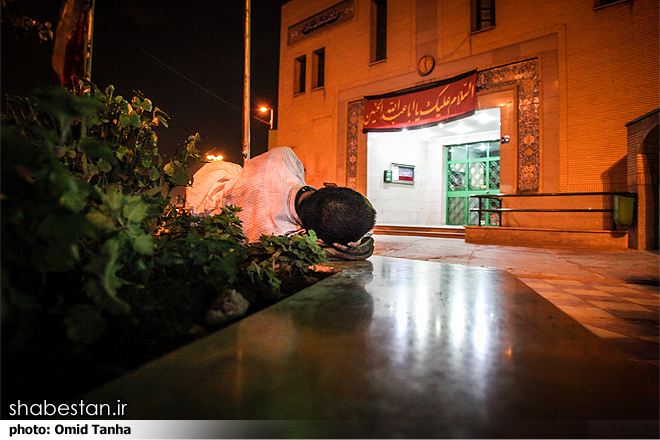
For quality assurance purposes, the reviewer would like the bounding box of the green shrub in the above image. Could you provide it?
[1,81,327,382]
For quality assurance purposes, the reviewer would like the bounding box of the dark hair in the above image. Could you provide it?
[299,187,376,245]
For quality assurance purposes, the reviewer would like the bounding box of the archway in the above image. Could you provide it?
[640,125,659,249]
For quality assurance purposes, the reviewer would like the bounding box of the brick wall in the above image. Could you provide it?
[278,0,659,193]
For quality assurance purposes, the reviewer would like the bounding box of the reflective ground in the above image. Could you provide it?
[374,234,660,367]
[86,254,658,437]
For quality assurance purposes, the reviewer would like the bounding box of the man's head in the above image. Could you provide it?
[297,187,376,245]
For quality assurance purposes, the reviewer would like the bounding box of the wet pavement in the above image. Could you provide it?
[374,234,660,367]
[85,256,658,437]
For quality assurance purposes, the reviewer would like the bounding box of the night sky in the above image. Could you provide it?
[1,0,282,164]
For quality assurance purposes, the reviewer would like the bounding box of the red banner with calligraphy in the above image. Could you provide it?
[363,70,477,132]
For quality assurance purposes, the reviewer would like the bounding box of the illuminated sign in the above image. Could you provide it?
[363,70,476,132]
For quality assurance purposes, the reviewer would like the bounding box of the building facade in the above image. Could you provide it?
[276,0,659,249]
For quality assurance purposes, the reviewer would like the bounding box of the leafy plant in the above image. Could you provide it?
[1,0,53,43]
[1,80,329,396]
[8,87,163,353]
[245,231,328,292]
[150,206,248,293]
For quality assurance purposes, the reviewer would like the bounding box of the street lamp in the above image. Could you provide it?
[259,106,274,130]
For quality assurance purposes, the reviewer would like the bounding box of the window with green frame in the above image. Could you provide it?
[446,140,501,226]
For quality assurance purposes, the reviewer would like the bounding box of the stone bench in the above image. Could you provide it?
[84,256,659,438]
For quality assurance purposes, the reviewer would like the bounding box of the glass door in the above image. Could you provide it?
[446,140,501,226]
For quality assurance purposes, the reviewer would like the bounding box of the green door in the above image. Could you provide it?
[446,140,501,226]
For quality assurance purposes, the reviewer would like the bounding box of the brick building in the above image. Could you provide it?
[275,0,659,249]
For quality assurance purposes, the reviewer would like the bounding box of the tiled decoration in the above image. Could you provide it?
[346,59,540,191]
[346,99,363,189]
[477,59,540,192]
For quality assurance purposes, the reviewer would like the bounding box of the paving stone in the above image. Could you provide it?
[374,235,660,366]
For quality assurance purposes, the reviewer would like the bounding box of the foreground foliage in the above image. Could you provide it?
[1,83,328,404]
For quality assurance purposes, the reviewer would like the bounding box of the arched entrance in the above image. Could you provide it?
[627,109,659,250]
[640,126,659,250]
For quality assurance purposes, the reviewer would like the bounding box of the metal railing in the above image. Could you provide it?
[469,192,637,230]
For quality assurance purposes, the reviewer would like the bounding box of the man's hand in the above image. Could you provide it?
[320,236,374,261]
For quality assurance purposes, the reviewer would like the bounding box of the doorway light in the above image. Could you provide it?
[449,123,472,134]
[475,111,495,124]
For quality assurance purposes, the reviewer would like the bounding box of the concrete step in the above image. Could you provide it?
[373,224,465,239]
[465,226,629,249]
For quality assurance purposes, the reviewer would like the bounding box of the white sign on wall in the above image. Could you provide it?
[390,163,415,185]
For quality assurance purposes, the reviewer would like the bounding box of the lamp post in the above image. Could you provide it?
[259,106,274,130]
[242,0,251,163]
